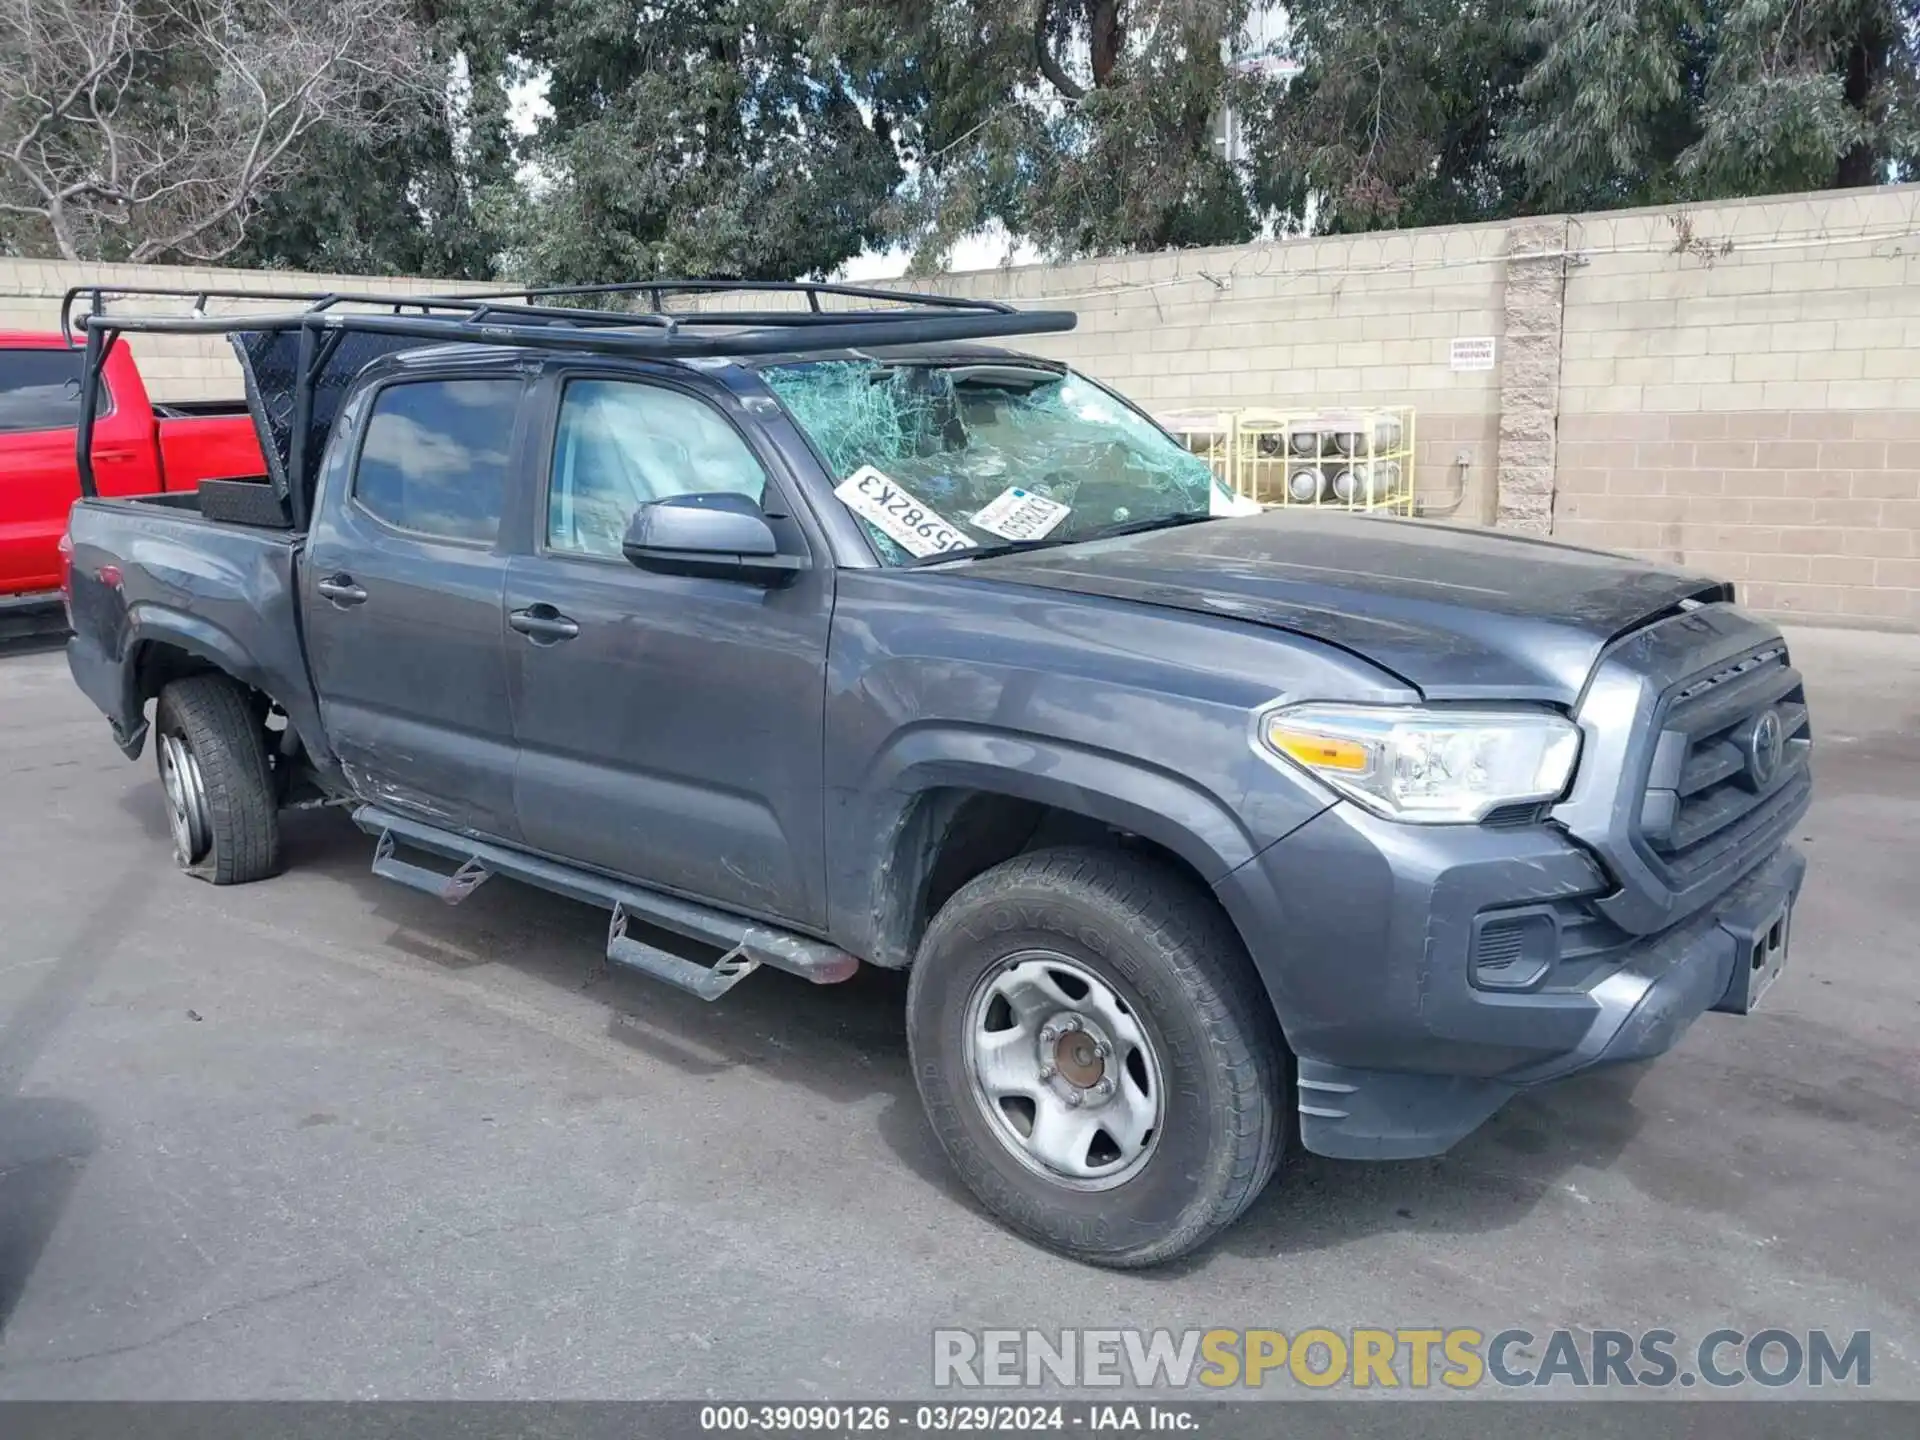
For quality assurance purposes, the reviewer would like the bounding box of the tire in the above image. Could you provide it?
[907,846,1287,1268]
[153,674,281,885]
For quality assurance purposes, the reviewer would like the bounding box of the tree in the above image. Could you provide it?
[1243,0,1531,233]
[808,0,1260,267]
[0,0,432,262]
[492,0,901,283]
[1500,0,1920,210]
[233,1,520,278]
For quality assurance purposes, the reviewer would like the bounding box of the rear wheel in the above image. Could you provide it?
[907,846,1286,1268]
[153,674,281,885]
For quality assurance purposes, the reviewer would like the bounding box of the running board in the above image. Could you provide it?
[353,806,859,999]
[372,829,491,903]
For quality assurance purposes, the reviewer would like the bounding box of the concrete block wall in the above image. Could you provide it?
[1550,189,1920,625]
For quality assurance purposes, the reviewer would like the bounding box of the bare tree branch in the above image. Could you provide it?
[0,0,432,261]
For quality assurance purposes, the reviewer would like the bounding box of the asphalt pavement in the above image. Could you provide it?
[0,625,1913,1399]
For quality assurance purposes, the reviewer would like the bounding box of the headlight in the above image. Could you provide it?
[1260,704,1581,824]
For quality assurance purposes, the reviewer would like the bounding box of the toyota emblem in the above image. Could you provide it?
[1743,708,1785,788]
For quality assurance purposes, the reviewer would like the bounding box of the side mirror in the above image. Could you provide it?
[621,492,808,586]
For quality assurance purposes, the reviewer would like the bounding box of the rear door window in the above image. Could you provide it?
[352,378,520,543]
[0,348,109,434]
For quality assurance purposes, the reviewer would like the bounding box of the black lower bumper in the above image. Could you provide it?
[1216,801,1808,1161]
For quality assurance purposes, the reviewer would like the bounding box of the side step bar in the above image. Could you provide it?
[372,830,491,903]
[353,805,859,1001]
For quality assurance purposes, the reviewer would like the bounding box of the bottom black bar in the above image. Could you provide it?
[0,1401,1909,1440]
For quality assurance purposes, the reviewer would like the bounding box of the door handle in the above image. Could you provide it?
[316,574,368,607]
[509,605,580,643]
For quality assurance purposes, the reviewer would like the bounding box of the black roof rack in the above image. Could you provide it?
[66,279,1077,525]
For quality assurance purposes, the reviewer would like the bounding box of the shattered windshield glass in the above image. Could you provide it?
[760,359,1254,564]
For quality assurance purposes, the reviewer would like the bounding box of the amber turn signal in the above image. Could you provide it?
[1266,727,1372,773]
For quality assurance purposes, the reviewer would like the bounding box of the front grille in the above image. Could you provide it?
[1638,645,1810,880]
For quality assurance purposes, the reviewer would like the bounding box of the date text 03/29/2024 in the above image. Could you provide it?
[699,1405,1193,1433]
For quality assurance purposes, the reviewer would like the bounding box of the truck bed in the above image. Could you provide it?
[63,494,326,768]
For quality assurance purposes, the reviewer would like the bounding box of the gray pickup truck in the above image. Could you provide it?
[59,282,1811,1268]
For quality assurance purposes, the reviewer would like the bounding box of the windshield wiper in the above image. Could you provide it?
[1078,512,1218,542]
[903,512,1218,569]
[903,536,1075,568]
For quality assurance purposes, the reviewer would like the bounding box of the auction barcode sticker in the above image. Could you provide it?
[970,486,1071,541]
[834,466,975,559]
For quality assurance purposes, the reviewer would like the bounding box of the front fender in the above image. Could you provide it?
[877,724,1260,879]
[829,723,1325,968]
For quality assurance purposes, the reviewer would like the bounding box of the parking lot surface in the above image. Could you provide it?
[0,625,1913,1398]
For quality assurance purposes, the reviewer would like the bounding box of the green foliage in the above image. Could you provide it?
[811,0,1259,267]
[1499,0,1919,210]
[1681,0,1917,195]
[33,0,1913,276]
[1248,0,1532,231]
[492,0,901,282]
[1498,0,1706,211]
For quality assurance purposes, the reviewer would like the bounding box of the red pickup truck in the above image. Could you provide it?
[2,331,261,617]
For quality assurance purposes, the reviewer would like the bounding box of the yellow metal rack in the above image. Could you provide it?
[1231,407,1417,515]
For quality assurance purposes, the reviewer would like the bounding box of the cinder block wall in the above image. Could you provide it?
[1550,190,1920,625]
[4,184,1916,624]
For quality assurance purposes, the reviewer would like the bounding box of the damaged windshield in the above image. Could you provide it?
[760,359,1255,564]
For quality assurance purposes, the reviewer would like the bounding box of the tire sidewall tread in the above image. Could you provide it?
[154,674,281,886]
[907,846,1286,1269]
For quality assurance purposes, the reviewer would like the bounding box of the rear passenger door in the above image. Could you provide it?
[303,373,527,841]
[504,371,831,926]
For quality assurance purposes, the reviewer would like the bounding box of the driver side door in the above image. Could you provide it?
[504,371,831,927]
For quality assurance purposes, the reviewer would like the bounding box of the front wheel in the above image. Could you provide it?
[906,847,1287,1268]
[153,674,281,885]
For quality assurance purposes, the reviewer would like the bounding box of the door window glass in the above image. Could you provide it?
[0,348,110,433]
[354,378,519,542]
[547,379,768,557]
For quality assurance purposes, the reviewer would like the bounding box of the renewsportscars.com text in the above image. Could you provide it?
[932,1327,1872,1391]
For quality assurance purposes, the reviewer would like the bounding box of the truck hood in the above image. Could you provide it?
[963,510,1727,703]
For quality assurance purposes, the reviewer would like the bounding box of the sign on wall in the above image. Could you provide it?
[1449,337,1497,372]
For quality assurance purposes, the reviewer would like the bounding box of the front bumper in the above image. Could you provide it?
[1214,800,1807,1160]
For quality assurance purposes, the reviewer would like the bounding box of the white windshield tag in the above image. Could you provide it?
[834,466,975,559]
[970,486,1071,541]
